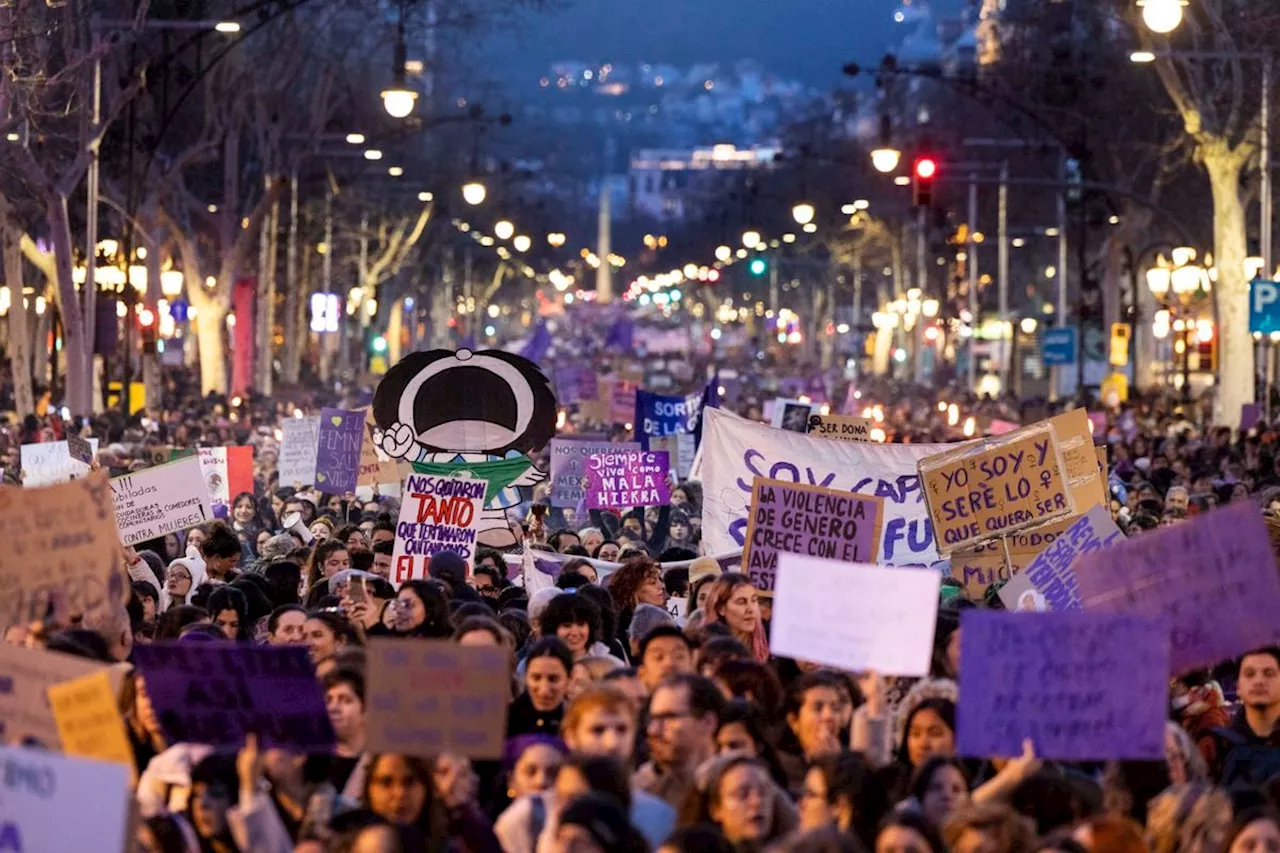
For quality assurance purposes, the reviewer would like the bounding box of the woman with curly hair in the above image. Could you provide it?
[605,555,666,644]
[702,572,769,663]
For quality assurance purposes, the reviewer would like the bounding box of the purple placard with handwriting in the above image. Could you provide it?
[316,407,365,494]
[585,450,670,510]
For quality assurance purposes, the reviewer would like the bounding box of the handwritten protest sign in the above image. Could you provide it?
[948,515,1076,599]
[1075,501,1280,673]
[366,639,510,759]
[0,473,123,631]
[807,413,873,442]
[392,473,488,585]
[358,407,400,490]
[743,478,884,592]
[110,456,213,546]
[20,439,99,487]
[0,745,132,853]
[770,553,940,675]
[585,450,670,510]
[1049,409,1108,511]
[957,610,1169,760]
[696,407,960,565]
[1017,505,1125,611]
[47,670,135,774]
[0,644,113,747]
[131,643,335,751]
[548,439,639,507]
[66,434,94,465]
[278,415,320,487]
[316,407,366,494]
[920,423,1073,556]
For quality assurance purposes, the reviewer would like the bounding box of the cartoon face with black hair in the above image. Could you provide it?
[372,348,558,547]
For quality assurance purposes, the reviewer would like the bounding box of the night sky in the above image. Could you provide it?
[483,0,969,89]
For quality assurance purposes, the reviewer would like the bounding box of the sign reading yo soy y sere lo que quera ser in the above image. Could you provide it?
[919,423,1073,556]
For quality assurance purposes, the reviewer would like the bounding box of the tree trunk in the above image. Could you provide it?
[3,220,34,418]
[1206,149,1251,427]
[46,193,92,415]
[189,285,229,396]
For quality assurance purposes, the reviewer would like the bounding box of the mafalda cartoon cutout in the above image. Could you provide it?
[372,348,557,547]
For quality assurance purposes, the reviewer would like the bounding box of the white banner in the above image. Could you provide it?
[110,456,214,546]
[20,440,99,487]
[392,473,488,587]
[695,407,961,566]
[278,416,320,488]
[0,744,132,852]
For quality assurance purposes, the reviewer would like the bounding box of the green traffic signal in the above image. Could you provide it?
[749,258,767,276]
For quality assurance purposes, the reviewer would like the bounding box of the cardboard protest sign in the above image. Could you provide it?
[1019,505,1125,611]
[0,473,123,631]
[743,478,885,592]
[770,553,940,675]
[807,413,874,442]
[278,415,320,487]
[771,398,818,433]
[366,639,510,759]
[131,643,335,751]
[957,611,1169,760]
[919,423,1073,556]
[548,439,639,508]
[948,516,1076,599]
[585,450,671,510]
[1075,501,1280,673]
[391,473,488,585]
[20,439,99,487]
[197,446,253,518]
[0,644,113,747]
[316,408,366,494]
[371,349,557,550]
[110,456,213,546]
[649,433,696,480]
[0,745,132,853]
[1049,409,1108,511]
[47,670,135,774]
[696,407,961,566]
[66,434,94,465]
[635,383,717,450]
[358,407,400,490]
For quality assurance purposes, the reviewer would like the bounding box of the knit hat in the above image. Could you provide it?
[688,556,721,584]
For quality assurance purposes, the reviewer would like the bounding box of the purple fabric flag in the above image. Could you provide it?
[316,407,365,494]
[603,315,634,354]
[957,611,1169,761]
[520,320,552,365]
[585,450,670,510]
[1074,501,1280,674]
[132,643,335,752]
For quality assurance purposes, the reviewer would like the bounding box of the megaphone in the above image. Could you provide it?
[281,511,314,545]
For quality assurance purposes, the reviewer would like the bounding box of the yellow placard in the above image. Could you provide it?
[807,414,874,443]
[920,424,1073,556]
[47,670,136,778]
[1110,323,1131,367]
[1048,409,1108,511]
[949,515,1076,598]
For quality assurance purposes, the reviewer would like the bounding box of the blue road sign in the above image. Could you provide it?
[1041,327,1077,366]
[1250,279,1280,335]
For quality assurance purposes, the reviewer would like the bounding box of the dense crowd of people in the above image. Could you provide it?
[6,359,1280,853]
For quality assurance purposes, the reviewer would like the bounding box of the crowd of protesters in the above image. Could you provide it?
[6,358,1280,853]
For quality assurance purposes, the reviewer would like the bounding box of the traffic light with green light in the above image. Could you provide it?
[749,257,767,276]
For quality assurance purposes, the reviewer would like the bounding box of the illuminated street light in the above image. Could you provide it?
[462,181,487,206]
[547,232,567,247]
[494,220,515,241]
[791,203,816,226]
[742,230,761,249]
[214,21,241,33]
[871,147,902,173]
[363,149,383,161]
[345,133,366,145]
[1138,0,1187,33]
[715,245,732,262]
[381,85,417,118]
[513,235,532,253]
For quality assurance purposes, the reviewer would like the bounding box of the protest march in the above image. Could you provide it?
[5,341,1280,853]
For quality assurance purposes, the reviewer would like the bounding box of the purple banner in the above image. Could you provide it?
[585,450,670,510]
[1075,501,1280,674]
[316,407,365,494]
[743,478,885,592]
[957,610,1169,761]
[132,643,335,752]
[1022,505,1125,611]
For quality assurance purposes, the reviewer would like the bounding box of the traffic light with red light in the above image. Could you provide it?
[912,156,937,207]
[139,307,157,354]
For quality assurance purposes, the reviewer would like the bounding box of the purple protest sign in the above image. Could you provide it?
[957,610,1169,761]
[1022,505,1125,611]
[549,439,639,508]
[742,478,886,592]
[1075,501,1280,674]
[316,407,365,494]
[131,643,335,752]
[585,450,670,510]
[1242,403,1262,432]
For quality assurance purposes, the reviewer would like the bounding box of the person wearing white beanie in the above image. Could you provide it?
[160,556,207,612]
